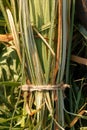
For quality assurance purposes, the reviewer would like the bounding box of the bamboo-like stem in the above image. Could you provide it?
[54,1,63,129]
[56,0,62,74]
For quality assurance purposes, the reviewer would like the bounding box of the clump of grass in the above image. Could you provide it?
[0,0,78,130]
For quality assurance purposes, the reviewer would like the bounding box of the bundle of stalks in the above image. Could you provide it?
[0,0,75,129]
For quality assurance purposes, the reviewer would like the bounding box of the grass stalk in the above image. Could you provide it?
[65,0,75,83]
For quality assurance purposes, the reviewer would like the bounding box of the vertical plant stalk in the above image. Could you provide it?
[65,0,75,83]
[56,0,69,129]
[55,0,63,129]
[19,1,45,129]
[60,0,67,81]
[65,1,75,125]
[54,0,62,82]
[45,0,56,83]
[44,1,57,129]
